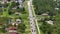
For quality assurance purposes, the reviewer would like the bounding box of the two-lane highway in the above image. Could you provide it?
[27,1,36,34]
[27,0,41,34]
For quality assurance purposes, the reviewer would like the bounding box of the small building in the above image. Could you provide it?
[2,0,7,2]
[55,7,59,10]
[15,1,18,3]
[15,19,21,23]
[53,0,56,1]
[1,0,10,4]
[12,19,21,26]
[17,0,22,3]
[17,0,23,8]
[12,23,18,27]
[8,27,18,34]
[12,23,15,26]
[15,12,20,15]
[46,20,54,25]
[53,0,60,2]
[12,23,18,26]
[1,2,5,4]
[1,0,7,4]
[41,13,48,16]
[12,7,17,9]
[19,4,23,8]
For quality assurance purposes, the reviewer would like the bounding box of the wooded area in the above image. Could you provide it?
[33,0,60,34]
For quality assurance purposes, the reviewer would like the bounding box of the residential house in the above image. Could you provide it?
[41,13,48,16]
[46,20,54,25]
[8,27,18,34]
[15,19,21,24]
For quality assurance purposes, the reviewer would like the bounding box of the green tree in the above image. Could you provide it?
[18,23,26,33]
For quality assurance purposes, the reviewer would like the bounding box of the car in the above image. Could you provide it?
[32,29,33,32]
[34,30,36,32]
[30,23,32,24]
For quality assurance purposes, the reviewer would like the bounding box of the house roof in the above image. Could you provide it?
[15,19,21,23]
[15,12,19,15]
[8,27,18,34]
[41,13,48,16]
[46,20,54,25]
[55,7,59,10]
[8,32,17,34]
[2,0,7,2]
[16,19,21,22]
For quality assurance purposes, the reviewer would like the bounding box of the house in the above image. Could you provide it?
[53,0,56,1]
[8,27,18,34]
[17,0,23,8]
[2,0,7,2]
[12,23,18,26]
[1,0,7,4]
[53,0,60,1]
[15,19,21,23]
[12,23,15,26]
[15,12,20,15]
[11,18,21,26]
[17,0,22,3]
[12,7,17,9]
[12,19,21,26]
[15,1,18,3]
[41,13,48,16]
[55,7,59,10]
[19,4,23,8]
[46,20,54,25]
[12,23,18,25]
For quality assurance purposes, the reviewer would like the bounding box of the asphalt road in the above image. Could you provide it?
[27,1,36,34]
